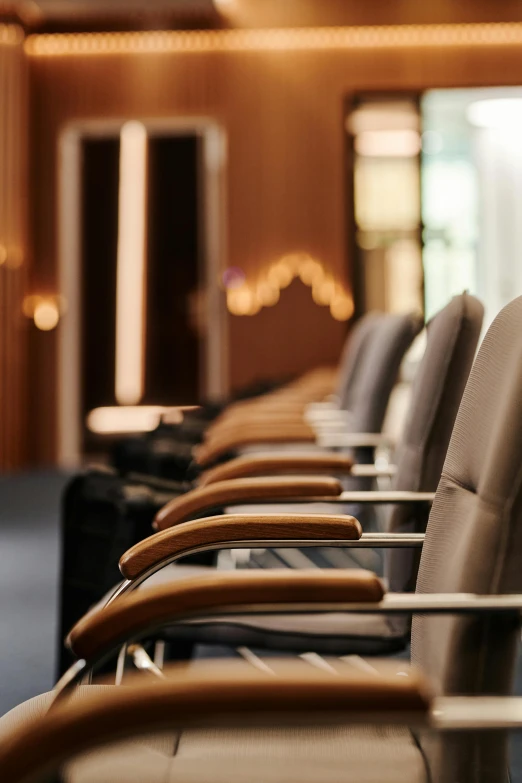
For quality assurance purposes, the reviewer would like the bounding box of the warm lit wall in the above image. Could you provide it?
[23,25,522,463]
[216,0,522,28]
[0,26,28,470]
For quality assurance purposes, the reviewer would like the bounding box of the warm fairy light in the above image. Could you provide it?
[267,262,293,289]
[115,121,148,406]
[226,252,353,320]
[226,284,260,316]
[24,24,522,58]
[0,244,23,268]
[34,301,60,331]
[298,257,324,287]
[330,294,355,322]
[0,25,23,46]
[23,294,66,330]
[256,281,280,307]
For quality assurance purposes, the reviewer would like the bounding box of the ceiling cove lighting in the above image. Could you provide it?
[24,23,522,57]
[115,121,148,406]
[467,98,522,129]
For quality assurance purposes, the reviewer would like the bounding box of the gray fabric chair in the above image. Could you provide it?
[338,311,423,451]
[235,310,422,467]
[230,309,423,527]
[163,294,483,656]
[38,293,522,781]
[2,288,522,783]
[72,297,478,659]
[333,310,385,411]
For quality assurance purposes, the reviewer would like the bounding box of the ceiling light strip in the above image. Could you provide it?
[24,23,522,57]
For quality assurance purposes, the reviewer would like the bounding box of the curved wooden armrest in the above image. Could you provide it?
[121,513,361,580]
[199,453,354,486]
[67,570,384,660]
[206,412,308,442]
[0,663,431,783]
[154,476,342,531]
[195,422,316,466]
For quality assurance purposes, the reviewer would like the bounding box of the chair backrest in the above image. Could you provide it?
[386,293,484,593]
[342,311,424,435]
[334,312,383,410]
[411,295,522,782]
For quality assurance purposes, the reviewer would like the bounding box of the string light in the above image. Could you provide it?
[0,25,23,46]
[22,294,66,331]
[225,252,353,321]
[34,301,60,331]
[23,24,522,58]
[0,244,23,268]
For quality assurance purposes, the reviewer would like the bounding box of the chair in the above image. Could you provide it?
[109,294,482,659]
[197,311,423,467]
[56,308,419,675]
[4,292,514,781]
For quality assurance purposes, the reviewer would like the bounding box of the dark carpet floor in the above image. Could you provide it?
[1,470,522,779]
[0,471,69,715]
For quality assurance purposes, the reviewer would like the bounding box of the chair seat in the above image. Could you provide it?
[0,689,427,783]
[164,611,408,656]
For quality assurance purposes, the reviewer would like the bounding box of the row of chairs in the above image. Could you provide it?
[4,293,522,782]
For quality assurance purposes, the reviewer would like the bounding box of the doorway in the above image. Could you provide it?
[58,118,227,464]
[346,86,522,327]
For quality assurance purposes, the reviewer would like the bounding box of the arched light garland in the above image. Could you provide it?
[224,253,354,321]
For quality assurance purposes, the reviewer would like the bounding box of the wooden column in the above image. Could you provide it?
[0,25,28,470]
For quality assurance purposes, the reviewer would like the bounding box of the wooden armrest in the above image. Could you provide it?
[121,513,361,580]
[154,476,342,531]
[199,453,354,486]
[211,396,309,428]
[195,422,316,466]
[67,570,384,660]
[0,662,431,783]
[206,412,308,441]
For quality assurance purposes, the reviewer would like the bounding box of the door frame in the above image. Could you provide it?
[57,117,228,467]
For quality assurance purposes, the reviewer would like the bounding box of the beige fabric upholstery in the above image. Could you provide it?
[0,688,426,783]
[334,311,384,409]
[410,295,522,782]
[165,611,406,656]
[69,725,426,783]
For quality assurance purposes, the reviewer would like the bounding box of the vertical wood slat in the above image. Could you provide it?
[0,26,28,470]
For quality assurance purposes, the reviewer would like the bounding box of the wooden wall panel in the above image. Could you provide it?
[0,26,28,471]
[24,25,522,464]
